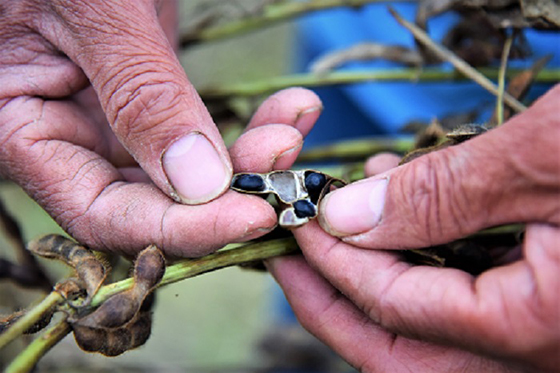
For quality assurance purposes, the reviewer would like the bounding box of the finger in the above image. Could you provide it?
[364,153,401,177]
[267,255,506,372]
[79,185,276,257]
[72,87,136,168]
[229,88,320,173]
[0,10,88,101]
[293,222,560,371]
[246,88,323,136]
[39,0,231,204]
[0,98,276,256]
[118,167,152,183]
[318,86,560,249]
[229,124,303,173]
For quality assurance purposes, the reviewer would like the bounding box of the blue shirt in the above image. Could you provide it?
[296,3,559,147]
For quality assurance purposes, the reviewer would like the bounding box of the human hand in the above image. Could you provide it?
[268,85,560,372]
[0,0,322,256]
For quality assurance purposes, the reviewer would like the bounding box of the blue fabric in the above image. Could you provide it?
[295,3,559,147]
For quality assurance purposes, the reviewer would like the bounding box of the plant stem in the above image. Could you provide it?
[297,137,414,163]
[199,67,560,99]
[3,238,299,369]
[180,0,409,46]
[0,291,63,350]
[388,7,527,113]
[91,237,299,308]
[5,319,71,373]
[496,35,514,125]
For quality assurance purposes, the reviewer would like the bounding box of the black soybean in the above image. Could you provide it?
[293,200,316,218]
[232,174,266,192]
[304,172,327,203]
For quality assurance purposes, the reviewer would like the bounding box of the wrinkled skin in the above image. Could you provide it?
[268,86,560,372]
[0,0,322,257]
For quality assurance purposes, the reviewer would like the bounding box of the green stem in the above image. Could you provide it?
[297,137,414,163]
[199,68,560,99]
[91,237,299,308]
[5,319,71,373]
[496,35,514,125]
[3,238,299,369]
[180,0,409,46]
[0,291,63,350]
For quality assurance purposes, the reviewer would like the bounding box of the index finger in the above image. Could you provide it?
[293,222,560,370]
[267,255,505,372]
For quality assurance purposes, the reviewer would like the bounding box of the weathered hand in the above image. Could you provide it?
[0,0,322,256]
[269,86,560,372]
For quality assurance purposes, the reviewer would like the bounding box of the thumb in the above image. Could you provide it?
[318,85,560,249]
[41,0,231,204]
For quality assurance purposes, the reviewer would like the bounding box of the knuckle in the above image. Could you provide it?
[398,149,472,246]
[27,150,121,250]
[300,289,346,334]
[397,155,442,246]
[106,73,185,143]
[63,183,121,251]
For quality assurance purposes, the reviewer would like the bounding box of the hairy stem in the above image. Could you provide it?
[297,137,414,163]
[2,238,299,369]
[5,319,71,373]
[199,68,560,99]
[0,292,63,350]
[91,237,299,308]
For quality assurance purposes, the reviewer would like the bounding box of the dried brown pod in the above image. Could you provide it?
[132,245,166,294]
[71,246,164,356]
[0,308,55,335]
[403,240,493,275]
[76,245,164,329]
[414,119,447,149]
[53,278,86,303]
[445,124,488,143]
[28,235,107,304]
[72,311,152,357]
[416,0,559,31]
[400,123,488,165]
[399,145,449,165]
[443,14,530,66]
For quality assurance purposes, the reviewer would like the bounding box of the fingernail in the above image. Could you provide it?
[295,106,322,134]
[319,178,388,236]
[162,132,231,204]
[233,226,276,243]
[273,143,302,170]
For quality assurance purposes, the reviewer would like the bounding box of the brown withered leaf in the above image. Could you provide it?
[417,0,559,30]
[520,0,560,29]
